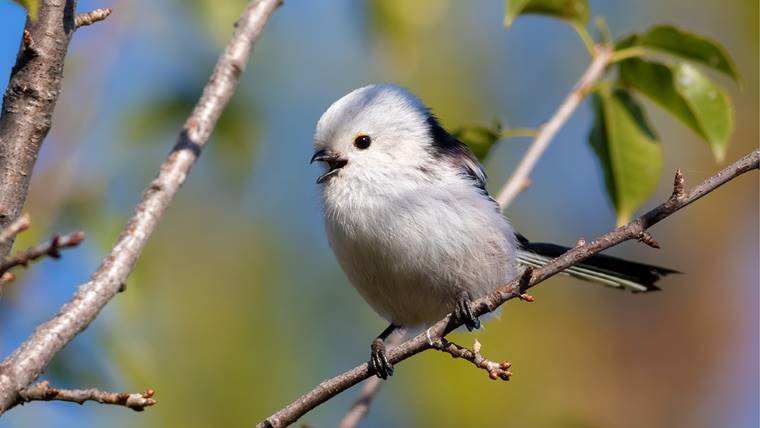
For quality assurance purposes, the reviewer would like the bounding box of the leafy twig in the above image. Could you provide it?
[495,44,613,209]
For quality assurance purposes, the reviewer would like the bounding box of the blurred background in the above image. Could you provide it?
[0,0,757,427]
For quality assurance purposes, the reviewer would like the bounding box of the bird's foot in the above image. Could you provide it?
[454,292,480,331]
[370,337,394,379]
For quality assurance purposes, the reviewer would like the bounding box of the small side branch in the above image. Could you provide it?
[0,231,85,275]
[17,381,155,411]
[0,213,31,247]
[75,8,112,29]
[432,339,512,381]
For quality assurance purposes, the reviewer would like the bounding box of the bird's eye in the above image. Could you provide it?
[353,134,371,150]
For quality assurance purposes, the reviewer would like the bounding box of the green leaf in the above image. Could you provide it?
[619,58,733,161]
[11,0,39,20]
[617,25,739,81]
[505,0,589,27]
[589,88,662,225]
[673,63,734,161]
[453,122,503,162]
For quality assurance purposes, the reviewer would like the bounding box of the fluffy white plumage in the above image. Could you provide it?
[314,84,519,327]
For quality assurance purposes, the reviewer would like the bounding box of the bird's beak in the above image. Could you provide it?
[311,149,347,184]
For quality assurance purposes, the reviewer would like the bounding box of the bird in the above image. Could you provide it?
[311,84,676,379]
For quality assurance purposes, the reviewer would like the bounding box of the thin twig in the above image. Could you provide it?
[0,213,30,248]
[0,0,282,413]
[74,8,112,29]
[17,381,155,411]
[0,273,16,287]
[495,45,613,209]
[432,339,512,381]
[0,231,85,275]
[257,150,758,428]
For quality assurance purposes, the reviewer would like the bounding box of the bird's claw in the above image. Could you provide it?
[455,293,480,331]
[370,337,394,379]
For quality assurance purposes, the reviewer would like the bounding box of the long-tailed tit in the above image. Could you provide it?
[312,84,675,379]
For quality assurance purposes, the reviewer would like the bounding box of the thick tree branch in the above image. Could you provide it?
[17,381,155,411]
[0,0,282,413]
[495,44,612,209]
[0,230,85,275]
[0,0,78,257]
[258,149,759,428]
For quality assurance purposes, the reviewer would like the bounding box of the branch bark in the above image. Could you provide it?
[0,0,282,413]
[0,0,78,257]
[17,381,155,411]
[495,44,612,209]
[258,149,759,428]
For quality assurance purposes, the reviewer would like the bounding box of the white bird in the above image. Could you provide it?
[312,84,675,379]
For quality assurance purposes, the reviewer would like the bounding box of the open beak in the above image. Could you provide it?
[311,149,347,184]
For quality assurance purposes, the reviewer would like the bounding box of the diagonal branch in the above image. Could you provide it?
[257,149,759,428]
[0,0,282,413]
[17,381,155,411]
[0,231,85,275]
[495,44,612,209]
[0,0,78,257]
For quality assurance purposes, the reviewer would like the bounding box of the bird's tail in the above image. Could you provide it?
[516,235,678,293]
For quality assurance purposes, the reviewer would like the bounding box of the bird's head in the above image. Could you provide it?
[311,84,438,185]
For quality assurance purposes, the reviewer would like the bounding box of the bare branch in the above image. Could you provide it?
[432,338,512,381]
[0,231,85,275]
[257,149,759,428]
[0,0,282,413]
[17,381,155,411]
[0,213,30,247]
[495,45,613,209]
[74,8,112,29]
[0,0,78,257]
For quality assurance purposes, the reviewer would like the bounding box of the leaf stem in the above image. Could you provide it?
[501,128,539,140]
[609,47,648,63]
[573,23,596,56]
